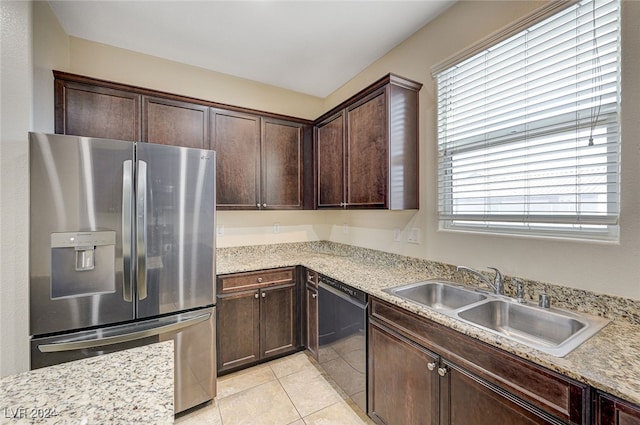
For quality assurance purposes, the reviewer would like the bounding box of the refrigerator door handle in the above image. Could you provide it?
[122,160,133,302]
[136,160,148,300]
[37,312,211,353]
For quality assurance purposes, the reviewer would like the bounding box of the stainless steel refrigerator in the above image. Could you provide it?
[28,132,216,413]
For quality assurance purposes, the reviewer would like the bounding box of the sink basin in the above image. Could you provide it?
[457,299,609,356]
[384,280,610,357]
[385,280,487,310]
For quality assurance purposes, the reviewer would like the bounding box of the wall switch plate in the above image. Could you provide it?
[393,228,401,242]
[273,223,280,233]
[343,223,349,234]
[217,225,224,237]
[408,227,421,244]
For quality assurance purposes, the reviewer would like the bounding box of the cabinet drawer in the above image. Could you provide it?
[370,297,589,425]
[219,267,295,293]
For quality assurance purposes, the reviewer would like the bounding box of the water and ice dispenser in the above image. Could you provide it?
[50,231,116,299]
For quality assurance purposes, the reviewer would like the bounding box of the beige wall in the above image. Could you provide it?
[33,1,69,132]
[1,0,32,377]
[1,0,70,377]
[322,0,640,301]
[67,37,325,120]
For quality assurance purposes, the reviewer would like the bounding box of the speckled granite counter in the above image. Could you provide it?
[218,241,640,407]
[0,341,173,424]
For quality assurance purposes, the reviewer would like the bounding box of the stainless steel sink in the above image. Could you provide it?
[456,299,610,357]
[385,280,487,310]
[384,280,610,357]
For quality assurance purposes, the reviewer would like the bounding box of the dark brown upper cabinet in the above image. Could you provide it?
[142,96,209,149]
[261,118,304,210]
[52,71,313,210]
[316,112,345,208]
[209,110,307,210]
[314,74,422,210]
[54,74,141,141]
[210,109,261,210]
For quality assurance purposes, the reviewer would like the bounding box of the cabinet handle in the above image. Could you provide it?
[257,277,263,283]
[437,367,448,377]
[254,292,259,299]
[312,293,317,299]
[262,292,266,298]
[427,362,436,372]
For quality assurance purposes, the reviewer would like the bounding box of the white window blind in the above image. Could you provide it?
[436,0,621,240]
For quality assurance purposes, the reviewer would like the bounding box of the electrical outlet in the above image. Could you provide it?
[217,225,224,237]
[273,223,280,233]
[393,228,401,242]
[343,223,349,234]
[408,227,421,244]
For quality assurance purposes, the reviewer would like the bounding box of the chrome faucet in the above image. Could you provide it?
[514,278,526,303]
[457,265,504,295]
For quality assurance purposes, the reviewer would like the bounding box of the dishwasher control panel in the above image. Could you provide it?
[318,274,367,304]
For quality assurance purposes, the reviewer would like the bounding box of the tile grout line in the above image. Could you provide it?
[270,363,306,424]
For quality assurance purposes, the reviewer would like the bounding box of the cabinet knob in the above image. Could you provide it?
[262,292,266,298]
[256,203,261,209]
[257,277,263,283]
[437,367,448,377]
[254,292,259,299]
[262,203,267,208]
[312,293,317,299]
[427,362,436,372]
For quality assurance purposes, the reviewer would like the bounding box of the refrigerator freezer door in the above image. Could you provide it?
[29,133,136,336]
[135,143,215,318]
[30,307,217,414]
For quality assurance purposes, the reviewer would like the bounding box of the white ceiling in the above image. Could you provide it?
[48,1,455,98]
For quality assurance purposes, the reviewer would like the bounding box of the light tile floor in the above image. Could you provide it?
[175,351,375,425]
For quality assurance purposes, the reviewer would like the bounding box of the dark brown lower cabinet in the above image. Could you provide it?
[217,267,299,374]
[369,321,438,425]
[305,283,318,360]
[217,289,260,372]
[441,360,563,425]
[368,297,589,425]
[304,268,319,360]
[260,283,296,358]
[595,392,640,425]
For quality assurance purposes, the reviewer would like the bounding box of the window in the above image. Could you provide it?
[436,0,621,240]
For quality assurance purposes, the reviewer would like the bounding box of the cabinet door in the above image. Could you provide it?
[440,361,561,425]
[316,112,345,208]
[346,89,388,208]
[595,392,640,425]
[260,283,297,359]
[55,80,141,141]
[143,97,209,149]
[368,320,438,425]
[210,109,261,209]
[305,283,318,360]
[262,118,304,209]
[216,289,260,373]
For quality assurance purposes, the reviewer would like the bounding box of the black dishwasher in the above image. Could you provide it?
[318,274,368,414]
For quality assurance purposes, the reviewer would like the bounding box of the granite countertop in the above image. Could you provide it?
[217,241,640,407]
[0,341,174,424]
